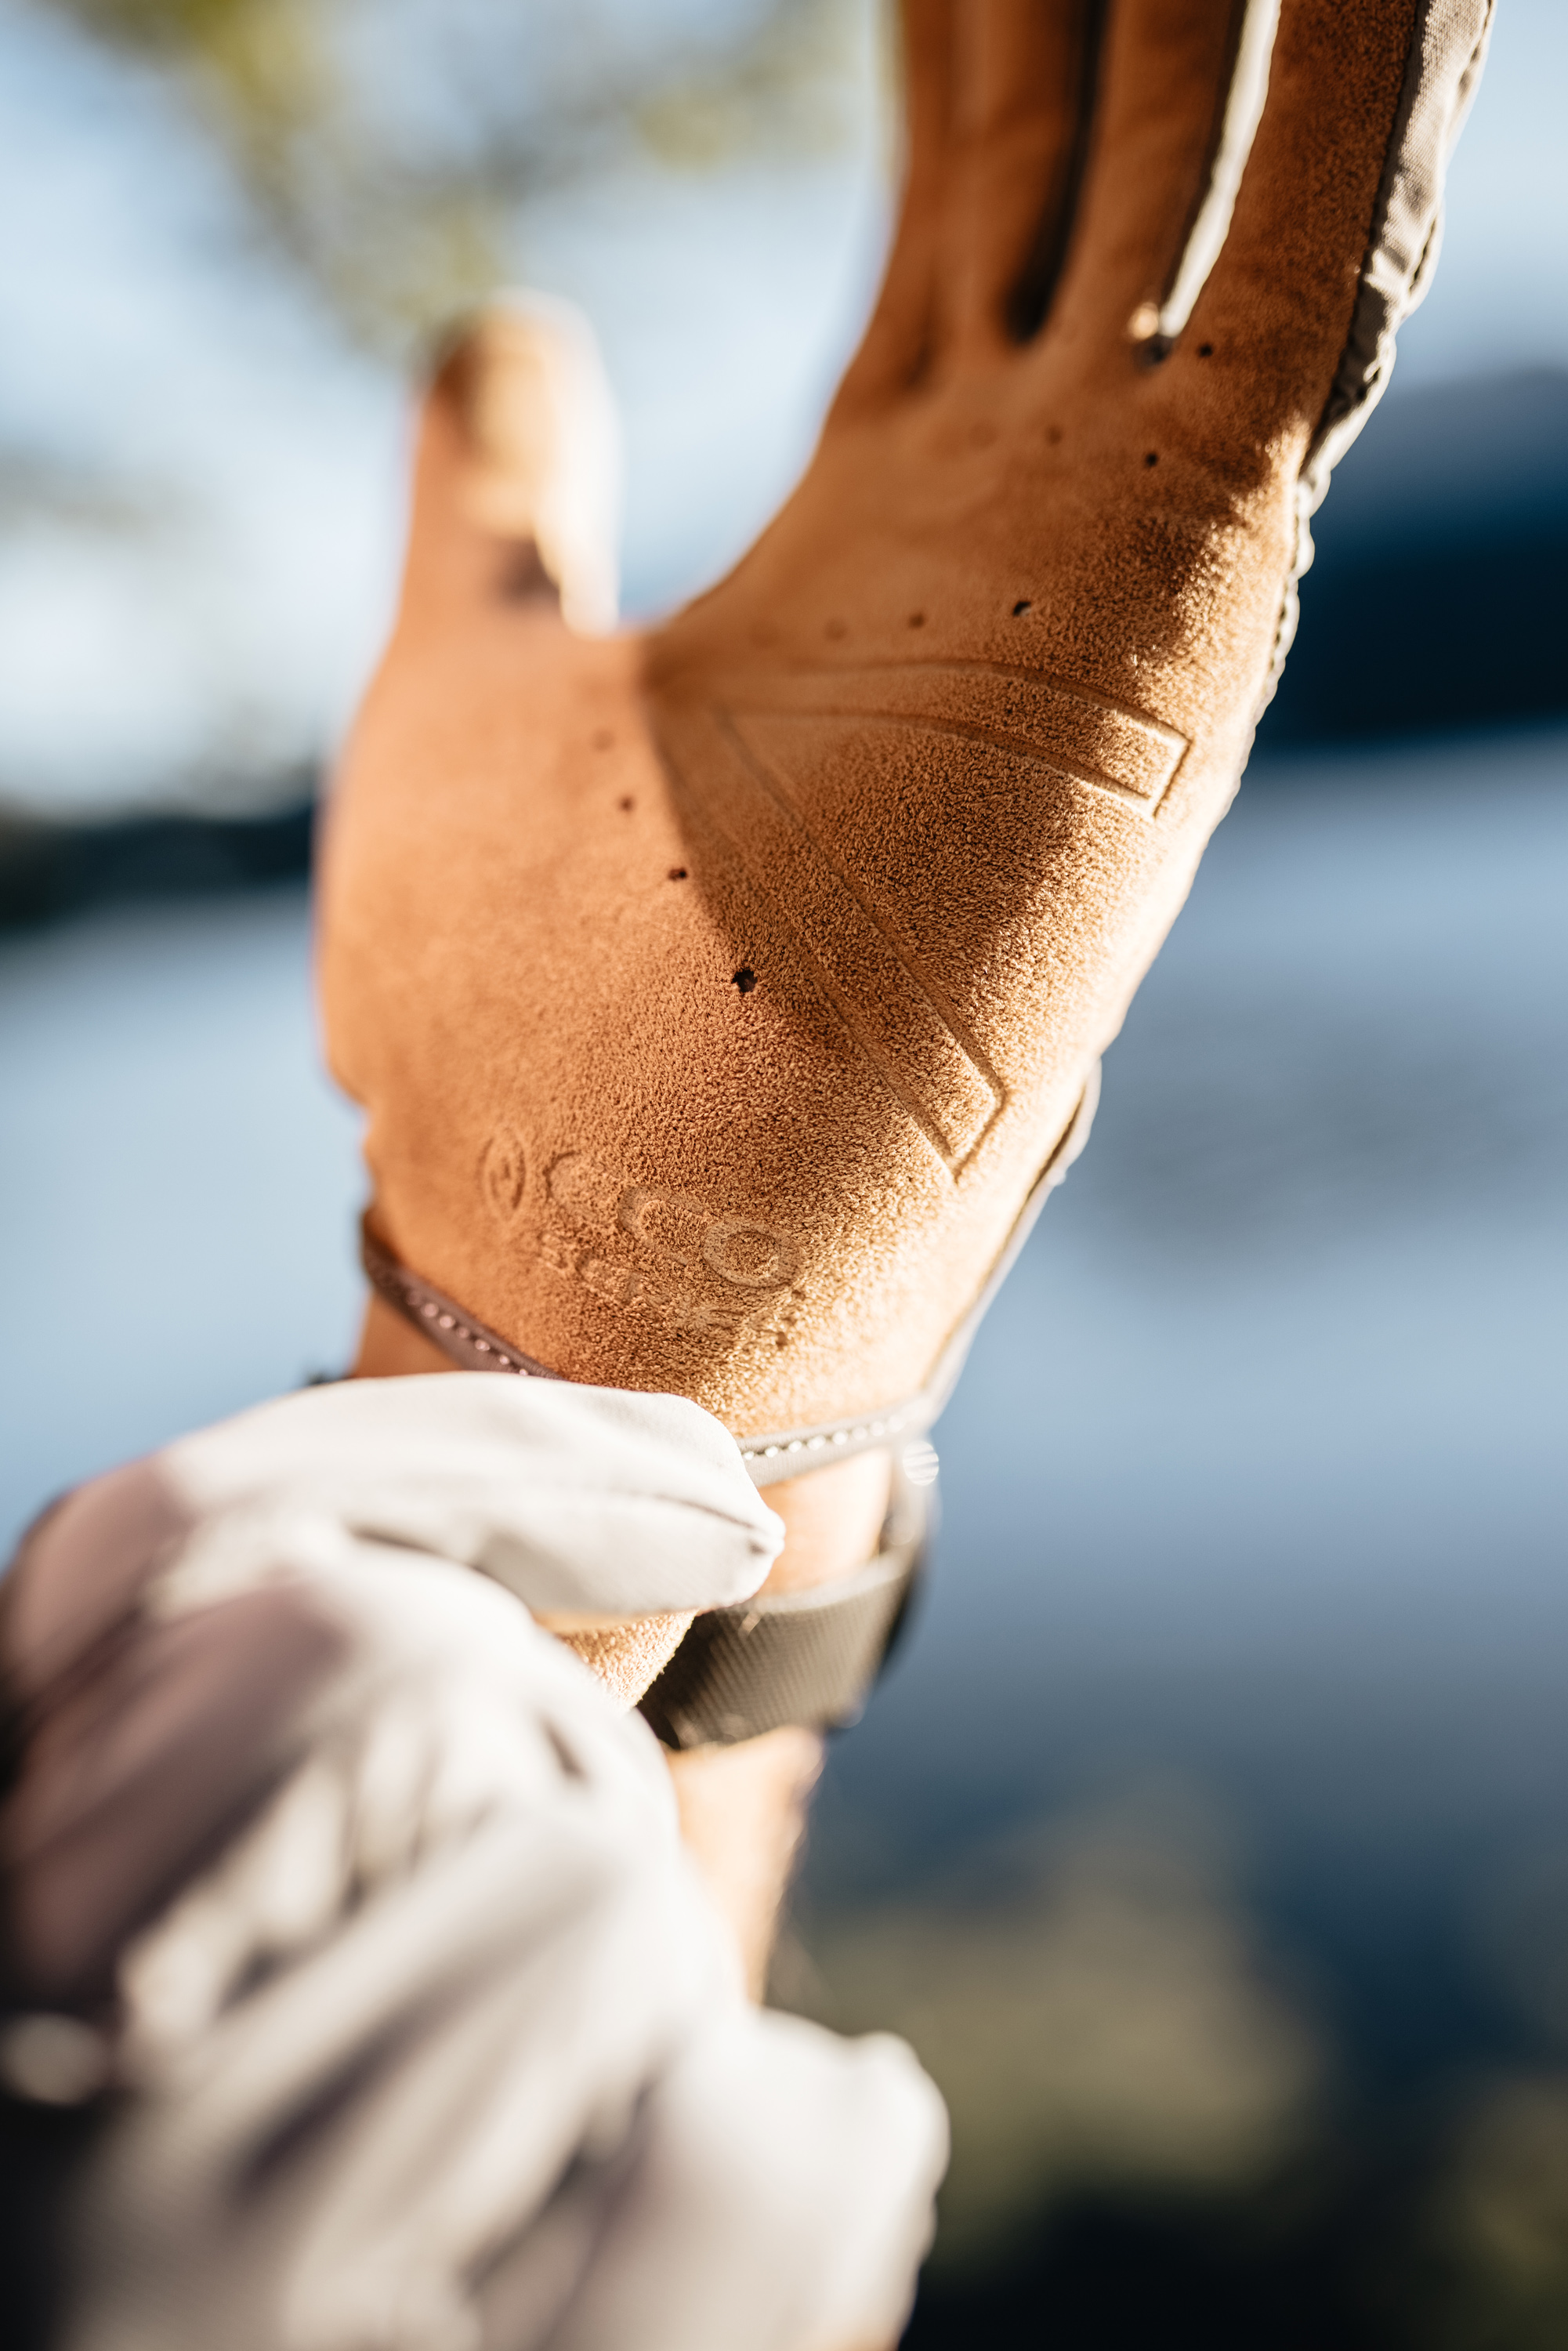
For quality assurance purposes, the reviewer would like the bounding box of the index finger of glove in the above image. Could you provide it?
[831,0,1097,412]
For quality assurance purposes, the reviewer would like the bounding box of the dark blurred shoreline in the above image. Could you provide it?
[0,793,317,930]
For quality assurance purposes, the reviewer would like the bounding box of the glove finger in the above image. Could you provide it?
[831,0,1098,412]
[1020,0,1294,378]
[392,331,541,638]
[1171,0,1493,467]
[459,300,622,636]
[933,0,1103,366]
[1029,0,1487,466]
[827,0,949,418]
[395,304,620,639]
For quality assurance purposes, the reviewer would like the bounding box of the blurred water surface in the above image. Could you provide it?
[0,888,364,1535]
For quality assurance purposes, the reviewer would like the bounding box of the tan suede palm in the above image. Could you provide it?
[320,0,1490,1446]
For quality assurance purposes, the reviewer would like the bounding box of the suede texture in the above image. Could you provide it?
[320,0,1435,1442]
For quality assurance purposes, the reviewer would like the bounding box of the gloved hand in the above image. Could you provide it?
[0,1378,944,2351]
[319,0,1490,1463]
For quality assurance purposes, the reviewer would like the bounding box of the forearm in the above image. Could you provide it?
[666,1451,893,1991]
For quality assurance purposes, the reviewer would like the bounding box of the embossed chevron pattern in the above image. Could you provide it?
[724,663,1190,813]
[654,666,1184,1168]
[658,694,1005,1171]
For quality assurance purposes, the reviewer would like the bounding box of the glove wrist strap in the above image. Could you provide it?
[637,1474,929,1750]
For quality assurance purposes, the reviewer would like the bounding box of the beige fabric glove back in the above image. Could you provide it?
[320,0,1490,1463]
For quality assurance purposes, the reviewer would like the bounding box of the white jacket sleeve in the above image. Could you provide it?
[0,1376,946,2351]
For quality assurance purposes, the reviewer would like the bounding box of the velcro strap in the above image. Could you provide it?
[637,1537,920,1751]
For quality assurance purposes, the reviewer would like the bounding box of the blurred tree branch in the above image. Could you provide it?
[38,0,876,356]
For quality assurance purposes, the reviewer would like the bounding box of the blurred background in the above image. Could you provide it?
[2,1,1565,2341]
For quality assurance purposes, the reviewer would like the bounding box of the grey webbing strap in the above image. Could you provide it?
[638,1523,925,1751]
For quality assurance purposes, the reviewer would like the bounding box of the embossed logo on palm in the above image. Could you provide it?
[482,1131,805,1347]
